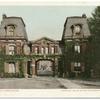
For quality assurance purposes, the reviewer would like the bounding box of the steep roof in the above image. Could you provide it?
[0,14,28,40]
[62,14,91,40]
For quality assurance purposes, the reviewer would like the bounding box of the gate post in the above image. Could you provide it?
[23,61,28,78]
[31,59,36,77]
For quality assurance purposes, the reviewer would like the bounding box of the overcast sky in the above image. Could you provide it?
[0,6,96,40]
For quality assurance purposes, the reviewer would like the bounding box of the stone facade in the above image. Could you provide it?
[30,37,61,76]
[60,14,91,78]
[0,14,99,78]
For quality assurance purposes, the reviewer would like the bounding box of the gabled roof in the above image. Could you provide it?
[31,37,58,44]
[62,14,91,40]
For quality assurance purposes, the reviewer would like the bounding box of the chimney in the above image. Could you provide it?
[82,14,86,18]
[2,14,7,19]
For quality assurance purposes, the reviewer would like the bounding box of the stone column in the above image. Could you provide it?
[23,61,28,78]
[4,62,9,73]
[15,62,19,73]
[32,59,36,77]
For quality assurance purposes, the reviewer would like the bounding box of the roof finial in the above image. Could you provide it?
[82,14,86,18]
[2,14,7,19]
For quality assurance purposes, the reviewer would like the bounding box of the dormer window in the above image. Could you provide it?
[74,25,81,34]
[71,24,82,35]
[6,25,15,36]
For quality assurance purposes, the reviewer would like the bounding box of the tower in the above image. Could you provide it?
[61,14,91,78]
[0,14,28,77]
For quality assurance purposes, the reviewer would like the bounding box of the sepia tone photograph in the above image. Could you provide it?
[0,5,100,89]
[0,0,99,98]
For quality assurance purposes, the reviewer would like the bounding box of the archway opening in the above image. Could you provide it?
[36,59,54,76]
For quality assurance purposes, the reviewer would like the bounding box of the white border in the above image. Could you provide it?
[0,0,99,98]
[0,0,99,5]
[0,89,99,98]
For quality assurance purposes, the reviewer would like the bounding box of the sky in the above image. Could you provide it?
[0,6,96,40]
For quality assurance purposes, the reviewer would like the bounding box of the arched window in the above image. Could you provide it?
[9,45,15,55]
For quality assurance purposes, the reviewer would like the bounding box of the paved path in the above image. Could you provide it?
[0,77,100,89]
[0,77,65,89]
[70,79,100,89]
[57,78,100,89]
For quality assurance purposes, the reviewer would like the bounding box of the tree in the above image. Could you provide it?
[88,6,100,76]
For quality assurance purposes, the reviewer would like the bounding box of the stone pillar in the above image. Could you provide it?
[16,62,19,73]
[23,61,28,78]
[4,62,9,73]
[32,59,36,77]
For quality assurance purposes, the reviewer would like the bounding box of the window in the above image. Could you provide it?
[35,47,39,54]
[74,62,81,67]
[8,62,16,73]
[9,45,15,55]
[45,47,49,54]
[71,24,82,35]
[41,47,45,54]
[74,25,81,33]
[74,45,80,53]
[74,62,81,71]
[51,47,54,54]
[6,25,15,36]
[74,24,82,35]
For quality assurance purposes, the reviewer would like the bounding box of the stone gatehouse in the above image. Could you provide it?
[0,14,99,78]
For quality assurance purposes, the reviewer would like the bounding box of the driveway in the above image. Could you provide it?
[0,76,100,89]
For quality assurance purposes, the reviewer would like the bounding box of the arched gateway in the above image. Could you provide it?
[35,59,54,76]
[23,37,61,77]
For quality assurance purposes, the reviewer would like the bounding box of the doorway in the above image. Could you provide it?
[27,60,32,75]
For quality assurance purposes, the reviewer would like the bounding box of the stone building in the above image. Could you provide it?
[0,14,28,77]
[30,37,61,76]
[0,14,99,78]
[60,14,91,78]
[0,14,61,78]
